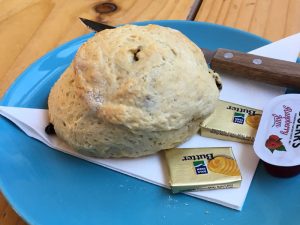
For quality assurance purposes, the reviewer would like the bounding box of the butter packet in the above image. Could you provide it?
[199,100,262,144]
[164,147,242,193]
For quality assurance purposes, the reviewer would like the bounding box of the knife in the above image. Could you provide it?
[80,18,300,89]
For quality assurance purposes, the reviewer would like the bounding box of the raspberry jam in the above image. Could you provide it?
[263,162,300,178]
[254,94,300,178]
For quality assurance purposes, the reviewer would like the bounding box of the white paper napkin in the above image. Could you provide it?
[1,33,299,211]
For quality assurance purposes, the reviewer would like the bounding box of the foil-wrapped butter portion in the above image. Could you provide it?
[199,100,262,144]
[164,147,242,193]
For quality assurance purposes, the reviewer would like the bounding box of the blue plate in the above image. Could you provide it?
[1,20,300,225]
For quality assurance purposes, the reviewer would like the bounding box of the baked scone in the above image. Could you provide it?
[48,24,221,158]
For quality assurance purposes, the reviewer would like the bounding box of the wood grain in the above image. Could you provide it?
[196,0,300,41]
[211,48,300,89]
[0,0,195,97]
[0,0,195,224]
[0,192,27,225]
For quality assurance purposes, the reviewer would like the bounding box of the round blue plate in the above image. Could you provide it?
[1,20,300,225]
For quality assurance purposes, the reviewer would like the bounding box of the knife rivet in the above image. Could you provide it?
[253,58,262,65]
[224,52,234,59]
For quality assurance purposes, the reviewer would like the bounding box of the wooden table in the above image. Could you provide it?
[0,0,299,224]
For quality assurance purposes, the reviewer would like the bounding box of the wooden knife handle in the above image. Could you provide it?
[210,48,300,89]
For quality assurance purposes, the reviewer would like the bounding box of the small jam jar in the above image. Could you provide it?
[253,94,300,178]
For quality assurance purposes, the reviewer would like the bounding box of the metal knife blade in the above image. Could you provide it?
[79,18,300,89]
[80,17,115,31]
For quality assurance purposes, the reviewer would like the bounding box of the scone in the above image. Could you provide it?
[48,24,221,158]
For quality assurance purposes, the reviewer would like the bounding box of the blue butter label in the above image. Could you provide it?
[193,160,208,175]
[233,112,245,124]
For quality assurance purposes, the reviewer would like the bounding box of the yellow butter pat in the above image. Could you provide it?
[199,100,262,144]
[164,147,242,193]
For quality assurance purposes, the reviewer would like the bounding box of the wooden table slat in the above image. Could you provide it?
[196,0,300,42]
[248,0,272,37]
